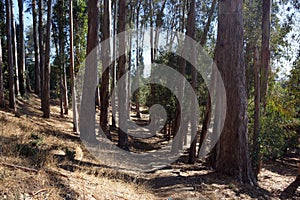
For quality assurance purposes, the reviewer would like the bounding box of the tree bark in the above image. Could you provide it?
[39,0,45,109]
[6,0,16,111]
[111,0,117,128]
[197,0,217,158]
[69,0,79,132]
[0,39,4,108]
[32,0,40,96]
[11,6,19,97]
[117,0,129,150]
[100,0,111,139]
[252,46,261,177]
[260,0,271,107]
[42,0,52,118]
[80,0,99,142]
[18,0,26,96]
[187,0,197,164]
[212,0,255,184]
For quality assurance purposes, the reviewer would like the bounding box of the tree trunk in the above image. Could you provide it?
[42,0,52,118]
[80,0,99,142]
[100,0,111,139]
[197,0,217,158]
[117,0,129,150]
[260,0,271,107]
[252,46,261,177]
[18,0,26,96]
[111,0,117,128]
[11,7,20,97]
[39,0,45,109]
[32,0,40,96]
[212,0,255,184]
[69,0,79,132]
[135,3,141,118]
[187,0,197,164]
[6,0,16,111]
[0,39,4,108]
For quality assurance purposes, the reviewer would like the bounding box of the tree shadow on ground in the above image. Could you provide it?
[148,171,273,199]
[280,177,300,199]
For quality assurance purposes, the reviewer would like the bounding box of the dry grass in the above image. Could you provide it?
[0,94,155,200]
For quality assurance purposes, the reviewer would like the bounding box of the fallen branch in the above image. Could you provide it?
[0,162,38,173]
[31,188,52,196]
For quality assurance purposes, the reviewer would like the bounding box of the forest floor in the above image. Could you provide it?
[0,94,299,200]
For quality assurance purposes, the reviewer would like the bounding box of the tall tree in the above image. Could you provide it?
[18,0,26,96]
[117,0,129,150]
[69,0,79,132]
[0,38,4,108]
[260,0,271,106]
[252,46,261,177]
[186,0,197,164]
[39,0,45,109]
[42,0,52,118]
[212,0,255,184]
[100,0,111,139]
[11,4,19,97]
[6,0,16,111]
[32,0,40,96]
[80,0,99,142]
[57,0,69,115]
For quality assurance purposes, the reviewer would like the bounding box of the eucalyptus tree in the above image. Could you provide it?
[6,0,16,111]
[212,0,255,184]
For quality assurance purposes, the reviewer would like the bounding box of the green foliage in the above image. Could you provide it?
[248,79,298,160]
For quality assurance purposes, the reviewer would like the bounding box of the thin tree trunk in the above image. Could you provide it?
[32,0,40,96]
[18,0,26,96]
[252,46,261,177]
[0,39,4,108]
[111,0,117,128]
[69,0,79,132]
[260,0,271,107]
[135,4,141,118]
[212,0,255,184]
[186,0,197,164]
[39,0,45,109]
[197,0,217,158]
[6,0,16,111]
[43,0,52,118]
[117,0,129,150]
[11,8,19,97]
[100,0,111,138]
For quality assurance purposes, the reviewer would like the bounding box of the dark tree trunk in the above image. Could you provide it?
[111,0,117,128]
[18,0,26,96]
[42,0,52,118]
[100,0,111,139]
[117,0,129,150]
[260,0,271,107]
[212,0,255,184]
[11,7,19,97]
[0,39,4,108]
[6,0,16,111]
[39,0,45,109]
[32,0,40,96]
[187,0,197,164]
